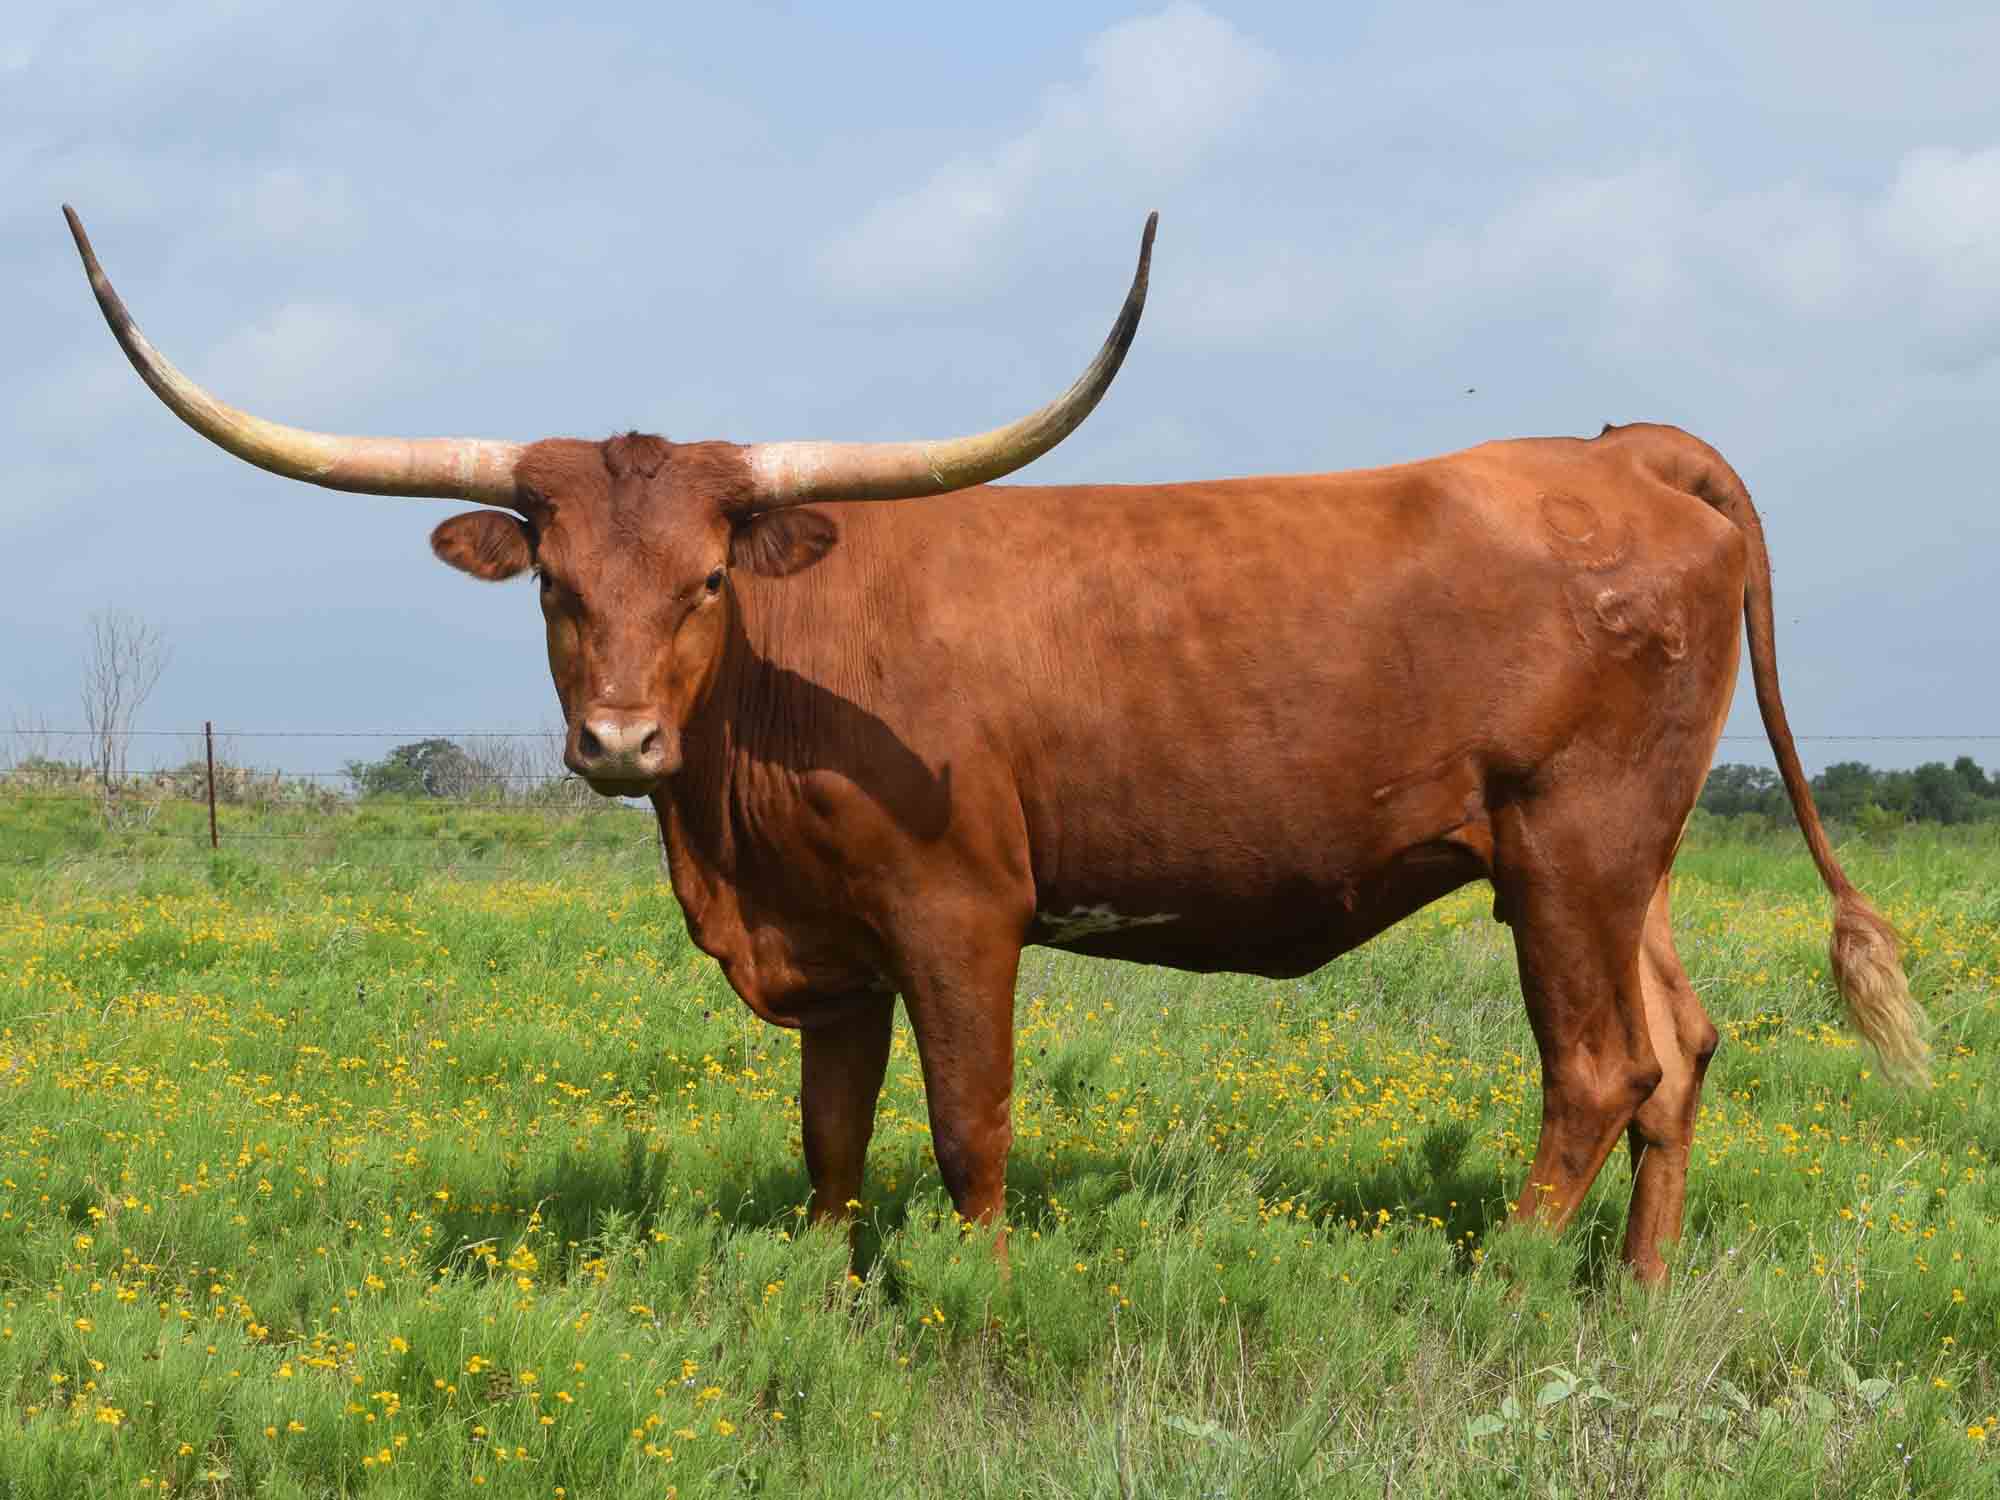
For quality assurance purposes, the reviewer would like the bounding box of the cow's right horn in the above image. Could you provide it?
[741,212,1156,509]
[64,206,524,506]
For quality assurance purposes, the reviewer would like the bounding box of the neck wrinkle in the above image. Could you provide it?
[655,515,893,901]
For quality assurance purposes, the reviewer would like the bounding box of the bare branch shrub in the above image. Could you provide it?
[454,736,520,802]
[8,713,54,771]
[535,721,594,808]
[80,609,171,792]
[6,714,80,786]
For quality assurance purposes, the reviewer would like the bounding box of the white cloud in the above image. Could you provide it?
[1160,239,1363,348]
[820,138,1043,296]
[1707,182,1864,312]
[1151,162,1722,356]
[819,3,1276,297]
[205,302,397,415]
[1867,145,2000,366]
[1081,3,1280,173]
[1412,162,1692,321]
[0,353,144,490]
[225,167,358,247]
[1873,145,2000,262]
[1172,144,2000,373]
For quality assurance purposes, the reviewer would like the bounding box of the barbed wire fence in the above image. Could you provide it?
[4,723,1998,864]
[0,723,656,866]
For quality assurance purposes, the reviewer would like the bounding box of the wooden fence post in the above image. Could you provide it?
[205,721,219,850]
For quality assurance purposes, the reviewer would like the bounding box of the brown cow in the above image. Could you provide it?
[66,206,1928,1283]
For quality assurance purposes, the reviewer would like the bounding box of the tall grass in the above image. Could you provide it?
[0,794,1993,1496]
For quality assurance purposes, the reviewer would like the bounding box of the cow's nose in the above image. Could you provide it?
[568,711,675,785]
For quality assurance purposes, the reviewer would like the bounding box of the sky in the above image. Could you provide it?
[5,0,1997,783]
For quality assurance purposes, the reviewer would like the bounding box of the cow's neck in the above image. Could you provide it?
[647,585,866,960]
[648,722,742,967]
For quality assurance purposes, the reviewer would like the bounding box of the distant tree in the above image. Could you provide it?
[1873,768,1915,819]
[1811,761,1880,822]
[1698,763,1783,818]
[1702,755,1996,827]
[1952,756,1992,800]
[1908,761,1973,825]
[345,738,480,799]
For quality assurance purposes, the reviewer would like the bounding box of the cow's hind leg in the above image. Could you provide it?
[800,996,897,1230]
[1495,800,1667,1245]
[1621,874,1720,1281]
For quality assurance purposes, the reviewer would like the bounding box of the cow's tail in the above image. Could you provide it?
[1689,446,1931,1086]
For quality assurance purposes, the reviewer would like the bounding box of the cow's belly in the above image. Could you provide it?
[1025,825,1492,977]
[1017,720,1499,976]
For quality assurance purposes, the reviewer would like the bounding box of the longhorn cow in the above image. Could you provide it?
[65,207,1928,1283]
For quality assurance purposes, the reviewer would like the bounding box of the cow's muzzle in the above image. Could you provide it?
[567,710,678,794]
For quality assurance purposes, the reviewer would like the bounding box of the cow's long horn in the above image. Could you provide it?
[742,212,1156,508]
[64,206,523,505]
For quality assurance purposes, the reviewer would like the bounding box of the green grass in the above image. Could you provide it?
[0,793,1995,1496]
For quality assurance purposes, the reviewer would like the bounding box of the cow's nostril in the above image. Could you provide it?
[578,726,604,760]
[640,728,662,759]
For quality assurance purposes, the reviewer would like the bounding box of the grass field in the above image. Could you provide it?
[0,790,1995,1497]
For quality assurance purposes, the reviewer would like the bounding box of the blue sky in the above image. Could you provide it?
[5,1,1997,778]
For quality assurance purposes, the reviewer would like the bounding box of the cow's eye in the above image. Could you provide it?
[704,567,725,594]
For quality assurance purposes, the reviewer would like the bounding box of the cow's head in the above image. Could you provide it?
[427,433,837,794]
[64,206,1153,798]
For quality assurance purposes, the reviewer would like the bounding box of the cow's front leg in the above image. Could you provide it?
[800,996,896,1230]
[897,934,1023,1239]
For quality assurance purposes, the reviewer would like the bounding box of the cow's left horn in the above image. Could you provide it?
[741,212,1157,508]
[64,206,524,505]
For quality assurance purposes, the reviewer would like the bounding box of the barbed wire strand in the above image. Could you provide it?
[6,728,1995,860]
[13,728,1997,743]
[14,729,566,739]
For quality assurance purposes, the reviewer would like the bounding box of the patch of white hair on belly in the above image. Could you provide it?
[1034,904,1178,945]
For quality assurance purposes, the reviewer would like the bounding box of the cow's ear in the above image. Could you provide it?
[432,511,533,580]
[729,508,839,578]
